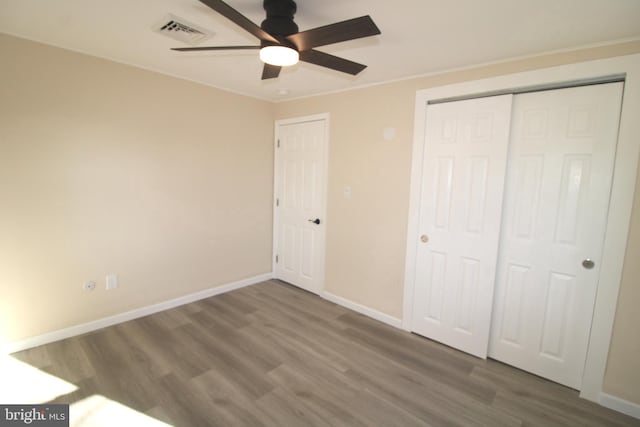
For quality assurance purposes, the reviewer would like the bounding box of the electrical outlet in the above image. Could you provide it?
[83,281,96,291]
[106,274,119,290]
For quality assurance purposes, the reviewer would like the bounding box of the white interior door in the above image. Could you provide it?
[489,83,624,389]
[411,95,513,358]
[274,117,328,295]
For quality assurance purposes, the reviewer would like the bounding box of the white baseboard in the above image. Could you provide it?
[3,273,273,355]
[600,392,640,420]
[322,291,402,329]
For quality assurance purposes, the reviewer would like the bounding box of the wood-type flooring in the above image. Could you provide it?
[12,280,639,426]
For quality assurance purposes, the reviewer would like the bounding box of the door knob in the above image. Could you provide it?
[582,259,595,269]
[308,218,321,225]
[420,234,429,243]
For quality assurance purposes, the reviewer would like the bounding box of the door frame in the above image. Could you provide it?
[272,113,330,295]
[402,54,640,402]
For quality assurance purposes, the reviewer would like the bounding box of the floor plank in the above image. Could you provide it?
[10,280,639,426]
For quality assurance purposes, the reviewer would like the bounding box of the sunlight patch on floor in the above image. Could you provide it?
[70,395,173,427]
[0,355,77,403]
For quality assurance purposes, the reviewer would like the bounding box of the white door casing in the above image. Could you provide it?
[273,114,329,295]
[489,83,624,389]
[411,95,513,358]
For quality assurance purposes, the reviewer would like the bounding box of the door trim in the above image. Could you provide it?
[402,54,640,401]
[272,113,330,294]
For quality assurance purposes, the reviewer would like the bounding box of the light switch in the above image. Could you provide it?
[343,186,352,199]
[106,274,119,290]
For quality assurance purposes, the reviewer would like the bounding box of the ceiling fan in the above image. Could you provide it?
[171,0,381,80]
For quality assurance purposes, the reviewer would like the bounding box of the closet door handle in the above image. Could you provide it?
[582,259,595,269]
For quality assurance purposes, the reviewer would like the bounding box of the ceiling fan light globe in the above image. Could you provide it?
[260,46,299,66]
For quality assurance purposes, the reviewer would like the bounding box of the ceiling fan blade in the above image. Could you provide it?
[198,0,278,44]
[262,64,282,80]
[286,16,380,52]
[299,50,367,76]
[171,46,261,52]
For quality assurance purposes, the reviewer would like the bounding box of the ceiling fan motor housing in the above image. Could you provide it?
[261,0,299,39]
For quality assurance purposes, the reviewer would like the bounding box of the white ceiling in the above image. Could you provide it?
[1,0,639,101]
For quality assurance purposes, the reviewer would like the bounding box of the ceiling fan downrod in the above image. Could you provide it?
[261,0,298,37]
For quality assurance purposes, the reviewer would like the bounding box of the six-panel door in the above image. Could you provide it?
[411,95,513,358]
[488,83,624,389]
[275,119,327,295]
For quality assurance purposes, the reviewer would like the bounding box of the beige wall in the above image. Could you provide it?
[2,30,639,406]
[0,34,274,343]
[604,164,640,403]
[274,41,640,404]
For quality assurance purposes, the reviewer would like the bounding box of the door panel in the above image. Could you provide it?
[489,83,624,388]
[275,119,327,294]
[411,95,514,358]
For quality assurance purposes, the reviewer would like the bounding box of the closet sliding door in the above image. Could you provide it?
[489,83,624,389]
[411,82,624,388]
[411,95,513,358]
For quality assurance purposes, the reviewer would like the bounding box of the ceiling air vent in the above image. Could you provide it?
[154,14,212,46]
